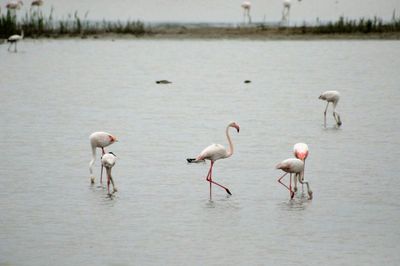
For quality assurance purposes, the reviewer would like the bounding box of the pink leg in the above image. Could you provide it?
[206,161,232,196]
[100,148,105,184]
[277,172,294,198]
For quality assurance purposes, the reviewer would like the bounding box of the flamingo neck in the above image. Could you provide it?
[225,126,234,158]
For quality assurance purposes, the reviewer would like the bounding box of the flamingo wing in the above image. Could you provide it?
[198,144,227,161]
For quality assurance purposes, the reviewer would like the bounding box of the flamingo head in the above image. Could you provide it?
[318,94,326,100]
[229,122,240,133]
[108,135,118,143]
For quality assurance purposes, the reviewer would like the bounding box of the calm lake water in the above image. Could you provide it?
[1,39,400,266]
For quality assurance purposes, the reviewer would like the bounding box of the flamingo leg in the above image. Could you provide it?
[206,161,232,197]
[106,167,111,195]
[277,172,294,198]
[324,102,329,127]
[100,148,105,184]
[298,172,313,200]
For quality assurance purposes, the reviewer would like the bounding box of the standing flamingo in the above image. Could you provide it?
[241,1,252,24]
[319,90,342,127]
[281,0,291,25]
[7,30,24,52]
[101,152,118,195]
[89,132,118,184]
[293,143,312,198]
[187,122,240,200]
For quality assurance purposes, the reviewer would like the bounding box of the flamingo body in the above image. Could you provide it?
[276,158,304,173]
[319,90,342,127]
[31,0,43,7]
[6,0,23,9]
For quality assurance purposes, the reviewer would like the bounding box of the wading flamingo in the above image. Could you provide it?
[276,158,303,199]
[241,1,252,24]
[7,30,24,52]
[101,152,117,195]
[89,132,118,184]
[187,122,240,200]
[319,90,342,127]
[293,143,312,198]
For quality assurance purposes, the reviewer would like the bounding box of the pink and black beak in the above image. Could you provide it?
[234,123,240,133]
[109,135,118,142]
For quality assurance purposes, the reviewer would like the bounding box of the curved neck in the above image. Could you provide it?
[225,126,234,158]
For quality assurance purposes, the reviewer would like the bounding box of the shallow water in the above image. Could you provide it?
[1,39,400,266]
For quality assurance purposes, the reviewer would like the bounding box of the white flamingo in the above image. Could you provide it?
[276,158,303,199]
[6,0,23,10]
[319,90,342,127]
[7,30,24,52]
[187,122,240,200]
[89,132,118,184]
[241,1,252,24]
[101,152,118,195]
[293,143,312,198]
[281,0,291,25]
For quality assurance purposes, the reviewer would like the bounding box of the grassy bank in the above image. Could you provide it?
[1,8,400,39]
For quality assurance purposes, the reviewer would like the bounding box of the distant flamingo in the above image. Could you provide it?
[276,158,303,199]
[319,90,342,127]
[31,0,43,7]
[281,0,291,25]
[89,132,118,184]
[187,122,240,200]
[6,0,23,10]
[293,143,312,198]
[101,152,118,195]
[7,30,24,52]
[241,1,252,24]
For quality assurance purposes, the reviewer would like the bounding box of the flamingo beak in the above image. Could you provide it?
[235,125,240,133]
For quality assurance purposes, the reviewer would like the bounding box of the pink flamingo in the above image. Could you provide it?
[89,132,118,184]
[319,90,342,127]
[101,152,117,195]
[187,122,240,200]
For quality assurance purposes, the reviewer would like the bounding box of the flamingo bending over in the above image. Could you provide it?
[89,132,118,184]
[293,143,312,198]
[7,30,24,52]
[101,152,118,195]
[319,90,342,127]
[187,122,240,200]
[276,158,304,199]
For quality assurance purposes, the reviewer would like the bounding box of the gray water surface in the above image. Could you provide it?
[1,39,400,265]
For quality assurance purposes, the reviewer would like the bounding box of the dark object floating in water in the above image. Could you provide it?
[244,80,251,83]
[156,80,172,84]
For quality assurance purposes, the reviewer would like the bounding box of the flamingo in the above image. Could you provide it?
[241,1,252,24]
[6,0,23,10]
[293,143,312,198]
[319,90,342,127]
[276,158,303,199]
[187,122,240,200]
[7,30,24,52]
[31,0,43,7]
[281,0,291,25]
[89,132,118,184]
[101,152,118,195]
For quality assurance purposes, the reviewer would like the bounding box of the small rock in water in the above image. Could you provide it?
[244,80,251,83]
[156,80,172,84]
